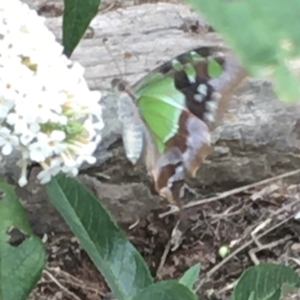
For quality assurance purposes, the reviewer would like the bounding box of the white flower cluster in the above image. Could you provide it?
[0,0,103,186]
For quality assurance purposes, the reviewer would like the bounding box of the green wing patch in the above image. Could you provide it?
[133,46,228,154]
[138,95,183,153]
[208,58,223,77]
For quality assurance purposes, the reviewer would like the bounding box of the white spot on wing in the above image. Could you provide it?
[167,165,185,188]
[171,59,181,70]
[194,94,203,102]
[215,52,225,58]
[187,74,196,84]
[206,100,218,112]
[197,84,208,95]
[212,92,221,102]
[204,112,214,122]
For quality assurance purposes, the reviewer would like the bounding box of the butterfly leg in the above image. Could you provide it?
[157,181,188,250]
[168,186,192,251]
[180,183,200,198]
[149,149,190,250]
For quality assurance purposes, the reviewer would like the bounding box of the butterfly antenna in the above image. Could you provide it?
[102,37,124,80]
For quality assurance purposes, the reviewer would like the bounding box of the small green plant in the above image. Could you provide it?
[232,263,300,300]
[0,179,46,300]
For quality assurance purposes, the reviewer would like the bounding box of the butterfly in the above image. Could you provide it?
[112,45,246,242]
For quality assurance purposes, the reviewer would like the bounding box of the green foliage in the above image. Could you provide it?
[0,178,46,300]
[185,0,300,103]
[132,281,197,300]
[179,263,201,292]
[45,175,153,300]
[232,263,300,300]
[63,0,101,56]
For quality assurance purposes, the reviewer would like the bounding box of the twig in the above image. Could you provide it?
[156,239,171,279]
[195,214,294,292]
[47,267,104,296]
[43,270,82,300]
[160,169,300,218]
[218,282,236,294]
[100,2,115,13]
[210,203,246,221]
[249,236,291,265]
[128,218,140,230]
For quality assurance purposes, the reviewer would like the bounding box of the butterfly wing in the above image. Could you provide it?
[135,46,246,129]
[116,90,145,164]
[135,77,210,201]
[133,46,246,203]
[113,77,194,203]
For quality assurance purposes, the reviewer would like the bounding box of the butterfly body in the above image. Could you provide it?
[113,46,246,205]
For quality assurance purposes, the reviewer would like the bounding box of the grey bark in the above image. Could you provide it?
[7,3,300,233]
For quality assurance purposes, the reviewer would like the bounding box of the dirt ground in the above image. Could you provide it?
[29,177,300,300]
[22,0,300,299]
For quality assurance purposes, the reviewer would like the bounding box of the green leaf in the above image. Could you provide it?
[208,58,223,77]
[45,174,153,300]
[232,263,300,300]
[132,280,198,300]
[63,0,101,56]
[184,0,300,103]
[0,177,46,300]
[179,263,201,292]
[138,91,184,153]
